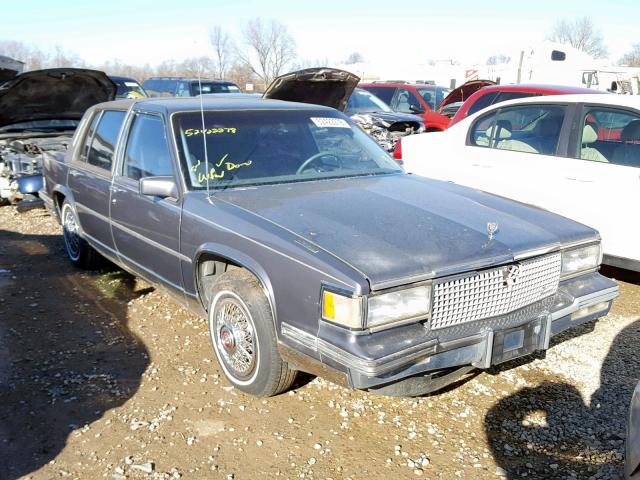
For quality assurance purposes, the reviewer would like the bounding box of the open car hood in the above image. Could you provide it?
[0,68,116,128]
[437,79,496,109]
[263,68,360,112]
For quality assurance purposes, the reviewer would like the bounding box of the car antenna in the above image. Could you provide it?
[197,59,212,201]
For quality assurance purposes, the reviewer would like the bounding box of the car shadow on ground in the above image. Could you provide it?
[0,228,150,479]
[484,318,640,479]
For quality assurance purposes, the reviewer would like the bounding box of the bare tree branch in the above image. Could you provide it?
[619,43,640,67]
[209,26,235,79]
[547,16,608,59]
[238,18,297,86]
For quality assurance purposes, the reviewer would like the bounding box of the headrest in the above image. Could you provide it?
[582,124,598,145]
[621,120,640,142]
[486,120,512,140]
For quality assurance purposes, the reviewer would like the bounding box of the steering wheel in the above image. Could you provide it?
[296,151,341,175]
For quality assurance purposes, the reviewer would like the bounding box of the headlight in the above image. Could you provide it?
[561,243,601,277]
[322,290,364,329]
[366,285,431,329]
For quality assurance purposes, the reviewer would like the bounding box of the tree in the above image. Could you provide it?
[237,18,297,86]
[547,16,608,59]
[209,26,235,79]
[344,52,363,64]
[619,43,640,67]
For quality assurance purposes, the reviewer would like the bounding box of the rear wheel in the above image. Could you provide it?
[61,201,101,269]
[207,269,297,396]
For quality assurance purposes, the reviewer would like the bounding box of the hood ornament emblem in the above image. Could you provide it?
[503,264,521,290]
[486,222,499,240]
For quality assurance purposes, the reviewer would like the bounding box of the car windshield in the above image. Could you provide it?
[0,119,80,132]
[193,83,240,95]
[173,109,402,190]
[416,87,450,110]
[115,81,147,99]
[346,89,393,114]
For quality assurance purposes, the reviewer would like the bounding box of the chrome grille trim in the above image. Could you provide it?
[430,253,561,330]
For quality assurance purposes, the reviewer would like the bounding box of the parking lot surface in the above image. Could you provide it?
[1,206,639,480]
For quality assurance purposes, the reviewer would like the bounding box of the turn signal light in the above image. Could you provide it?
[392,139,403,163]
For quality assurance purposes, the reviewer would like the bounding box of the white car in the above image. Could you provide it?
[400,94,640,272]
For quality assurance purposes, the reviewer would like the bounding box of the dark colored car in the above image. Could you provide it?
[0,68,116,207]
[41,95,618,398]
[359,83,451,131]
[143,77,240,97]
[448,83,603,127]
[262,68,424,152]
[109,76,148,99]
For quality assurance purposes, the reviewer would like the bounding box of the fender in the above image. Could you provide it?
[51,184,75,210]
[193,242,278,328]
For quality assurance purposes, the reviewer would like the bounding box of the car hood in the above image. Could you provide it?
[216,174,596,290]
[0,68,116,128]
[263,68,360,112]
[438,79,496,109]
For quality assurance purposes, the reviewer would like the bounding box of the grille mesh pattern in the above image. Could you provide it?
[431,253,561,330]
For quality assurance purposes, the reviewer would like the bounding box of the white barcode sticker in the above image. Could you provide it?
[310,117,350,128]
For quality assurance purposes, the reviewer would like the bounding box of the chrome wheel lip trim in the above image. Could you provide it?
[209,290,260,386]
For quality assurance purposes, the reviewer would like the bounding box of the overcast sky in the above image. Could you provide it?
[2,0,638,67]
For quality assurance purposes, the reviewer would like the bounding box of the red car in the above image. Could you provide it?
[359,83,452,131]
[448,83,601,127]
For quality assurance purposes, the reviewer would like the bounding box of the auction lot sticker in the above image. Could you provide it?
[311,117,350,128]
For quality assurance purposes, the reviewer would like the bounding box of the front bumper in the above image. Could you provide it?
[281,272,618,393]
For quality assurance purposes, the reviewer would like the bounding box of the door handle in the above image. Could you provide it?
[69,170,82,177]
[110,185,127,193]
[565,176,593,183]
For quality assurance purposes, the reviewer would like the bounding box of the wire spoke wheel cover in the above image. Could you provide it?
[62,205,81,261]
[210,291,259,383]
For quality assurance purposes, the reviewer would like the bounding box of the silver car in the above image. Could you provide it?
[41,94,618,397]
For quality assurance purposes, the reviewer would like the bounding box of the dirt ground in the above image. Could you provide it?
[1,206,639,480]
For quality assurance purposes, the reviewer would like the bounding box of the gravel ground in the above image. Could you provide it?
[0,206,639,480]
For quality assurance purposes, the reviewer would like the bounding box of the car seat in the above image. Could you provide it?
[610,119,640,167]
[580,124,608,163]
[530,117,562,154]
[491,120,539,153]
[397,91,411,112]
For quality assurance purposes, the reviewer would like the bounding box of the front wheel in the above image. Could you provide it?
[207,269,297,396]
[61,201,101,269]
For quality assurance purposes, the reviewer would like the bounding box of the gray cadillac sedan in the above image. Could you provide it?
[41,96,618,397]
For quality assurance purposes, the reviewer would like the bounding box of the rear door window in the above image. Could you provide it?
[87,111,127,171]
[578,107,640,167]
[123,114,174,181]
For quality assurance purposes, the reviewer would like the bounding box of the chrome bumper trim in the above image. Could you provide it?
[282,281,619,382]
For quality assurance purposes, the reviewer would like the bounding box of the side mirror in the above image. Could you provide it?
[140,176,179,199]
[409,104,426,114]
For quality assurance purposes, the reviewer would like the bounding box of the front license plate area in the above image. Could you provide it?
[491,318,545,365]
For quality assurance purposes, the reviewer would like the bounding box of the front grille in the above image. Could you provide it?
[430,252,561,330]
